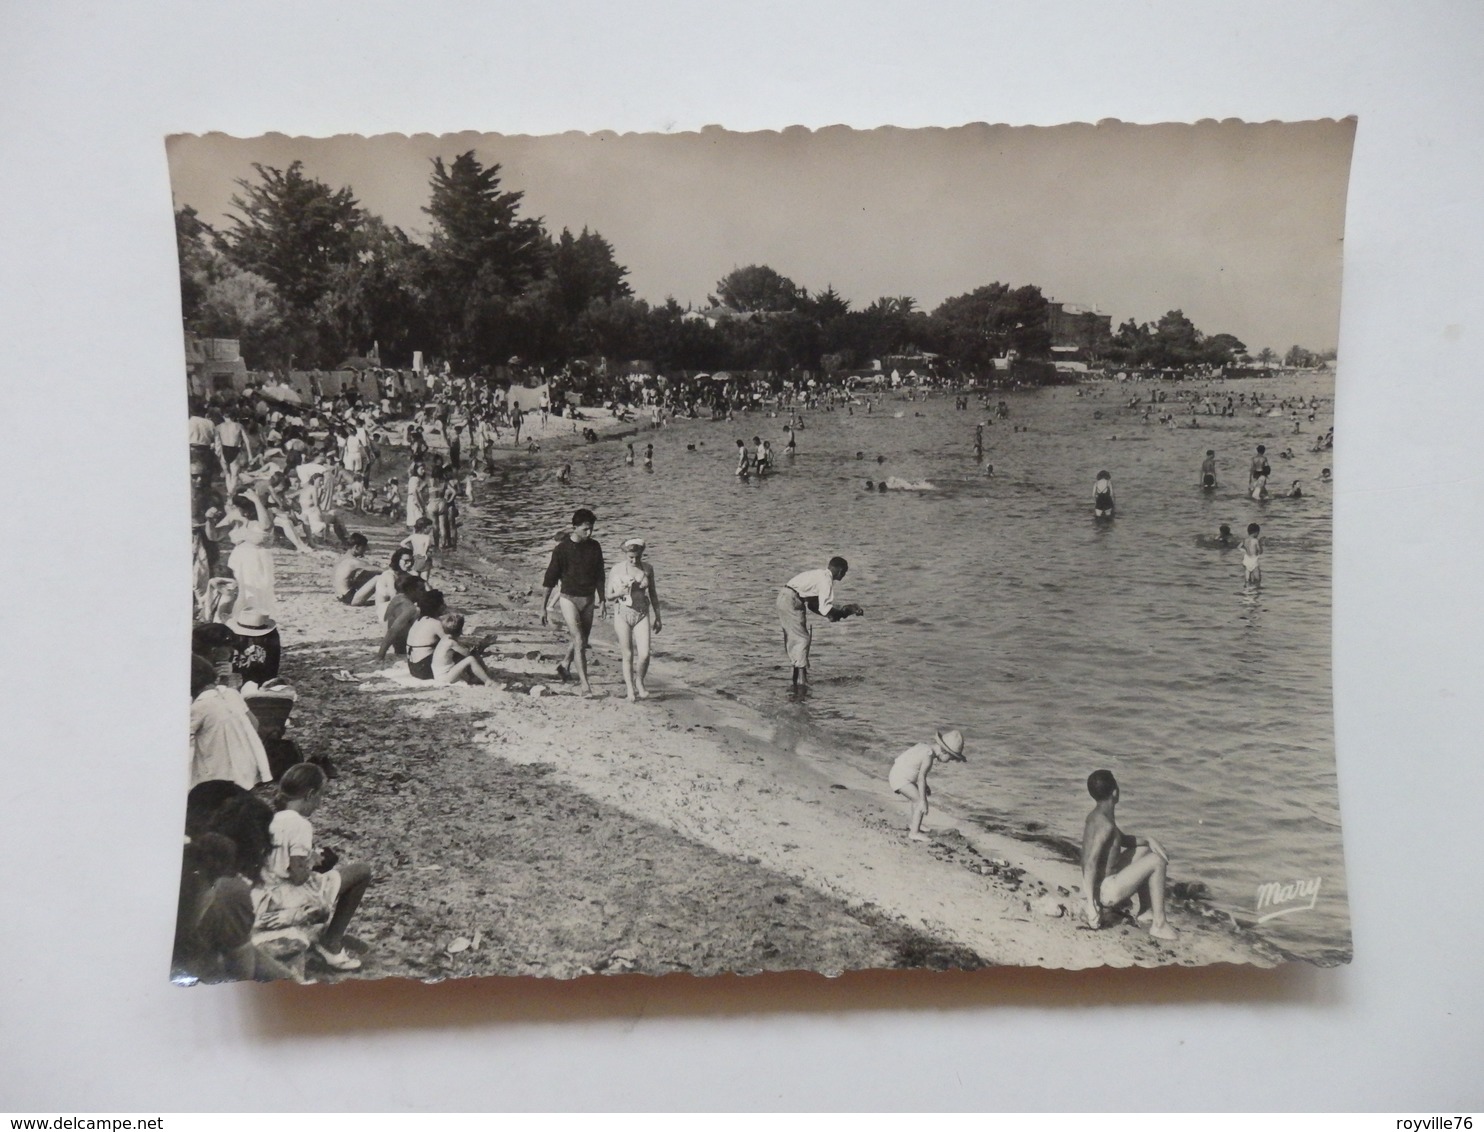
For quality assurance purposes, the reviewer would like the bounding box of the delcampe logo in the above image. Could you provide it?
[1254,876,1322,923]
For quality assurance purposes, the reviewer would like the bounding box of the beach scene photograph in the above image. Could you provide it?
[169,119,1355,985]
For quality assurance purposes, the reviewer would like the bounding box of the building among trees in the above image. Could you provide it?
[1046,301,1112,356]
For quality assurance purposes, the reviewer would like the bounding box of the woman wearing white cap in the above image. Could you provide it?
[888,729,966,842]
[605,537,661,701]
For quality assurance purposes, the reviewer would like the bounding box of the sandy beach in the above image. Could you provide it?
[249,411,1281,982]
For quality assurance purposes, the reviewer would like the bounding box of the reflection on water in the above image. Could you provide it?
[469,375,1347,961]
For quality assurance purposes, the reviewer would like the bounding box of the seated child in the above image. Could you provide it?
[432,612,499,686]
[252,763,373,972]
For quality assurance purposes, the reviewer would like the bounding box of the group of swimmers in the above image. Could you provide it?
[736,430,795,474]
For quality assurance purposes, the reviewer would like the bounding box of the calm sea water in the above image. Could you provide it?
[467,375,1349,962]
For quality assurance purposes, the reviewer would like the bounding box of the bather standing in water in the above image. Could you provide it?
[1093,470,1115,517]
[1241,522,1264,585]
[777,556,863,692]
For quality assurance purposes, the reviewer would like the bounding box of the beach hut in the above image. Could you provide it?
[184,334,248,399]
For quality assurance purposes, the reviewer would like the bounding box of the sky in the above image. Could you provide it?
[167,118,1355,354]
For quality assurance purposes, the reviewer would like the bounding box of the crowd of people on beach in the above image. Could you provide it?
[179,379,681,981]
[182,388,403,982]
[180,365,1331,978]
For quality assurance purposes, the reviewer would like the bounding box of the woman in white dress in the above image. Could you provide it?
[224,488,277,616]
[405,463,428,529]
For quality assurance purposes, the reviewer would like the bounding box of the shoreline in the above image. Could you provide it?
[254,456,1283,978]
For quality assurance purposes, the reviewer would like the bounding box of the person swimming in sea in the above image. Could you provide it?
[624,442,635,467]
[1200,450,1217,489]
[1197,523,1236,550]
[1093,470,1115,518]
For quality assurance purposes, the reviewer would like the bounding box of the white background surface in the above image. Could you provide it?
[2,0,1481,1112]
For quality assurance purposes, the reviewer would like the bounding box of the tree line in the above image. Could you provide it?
[176,152,1319,379]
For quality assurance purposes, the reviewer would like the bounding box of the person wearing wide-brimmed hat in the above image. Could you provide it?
[227,609,281,687]
[605,536,661,701]
[888,729,966,842]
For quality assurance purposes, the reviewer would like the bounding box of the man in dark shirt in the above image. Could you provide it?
[541,508,606,696]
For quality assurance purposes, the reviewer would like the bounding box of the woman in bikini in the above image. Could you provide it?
[404,590,449,680]
[606,537,661,701]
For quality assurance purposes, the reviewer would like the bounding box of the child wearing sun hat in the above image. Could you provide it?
[888,729,966,843]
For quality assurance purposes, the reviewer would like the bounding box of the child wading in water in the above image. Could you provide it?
[888,729,966,842]
[253,763,373,972]
[1241,522,1264,585]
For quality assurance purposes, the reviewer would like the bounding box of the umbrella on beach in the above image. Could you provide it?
[259,382,304,406]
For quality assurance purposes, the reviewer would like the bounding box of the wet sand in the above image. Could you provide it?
[250,408,1279,981]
